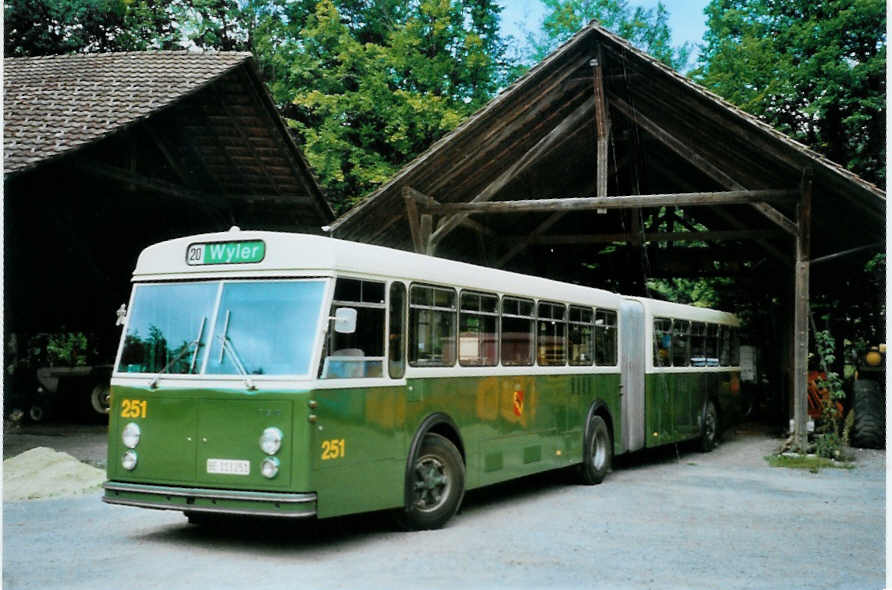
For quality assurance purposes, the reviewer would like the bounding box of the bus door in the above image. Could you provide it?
[620,299,645,453]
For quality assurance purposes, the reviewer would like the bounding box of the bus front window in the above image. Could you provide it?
[206,281,326,376]
[118,280,326,377]
[118,282,218,374]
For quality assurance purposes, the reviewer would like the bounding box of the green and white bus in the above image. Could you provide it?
[103,228,742,529]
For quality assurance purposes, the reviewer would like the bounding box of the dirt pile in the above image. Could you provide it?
[4,447,105,501]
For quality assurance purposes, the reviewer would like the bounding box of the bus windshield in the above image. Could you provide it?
[117,280,326,377]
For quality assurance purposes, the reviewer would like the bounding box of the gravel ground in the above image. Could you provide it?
[2,424,885,590]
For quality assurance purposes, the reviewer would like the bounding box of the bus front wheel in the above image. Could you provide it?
[580,414,611,485]
[401,433,465,530]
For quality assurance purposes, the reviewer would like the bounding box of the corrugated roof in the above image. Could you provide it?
[4,51,251,175]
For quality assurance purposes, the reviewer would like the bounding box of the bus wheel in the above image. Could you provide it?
[90,383,111,416]
[699,400,718,452]
[580,414,611,485]
[402,433,464,530]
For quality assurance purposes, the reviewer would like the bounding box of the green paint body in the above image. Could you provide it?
[106,369,738,518]
[644,371,741,446]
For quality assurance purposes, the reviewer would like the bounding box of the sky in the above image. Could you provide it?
[498,0,712,63]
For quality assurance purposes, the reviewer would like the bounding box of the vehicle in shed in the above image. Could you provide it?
[103,229,742,529]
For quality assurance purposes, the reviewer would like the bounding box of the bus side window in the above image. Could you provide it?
[705,324,719,366]
[409,284,456,366]
[389,282,406,378]
[653,317,672,367]
[671,319,691,367]
[501,297,534,366]
[730,328,740,366]
[689,322,706,366]
[537,301,566,366]
[459,291,499,366]
[719,325,731,366]
[321,278,386,379]
[568,305,594,366]
[595,309,617,366]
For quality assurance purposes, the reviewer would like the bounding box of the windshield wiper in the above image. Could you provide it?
[216,310,257,390]
[149,317,206,389]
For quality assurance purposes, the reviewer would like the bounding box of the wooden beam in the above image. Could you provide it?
[496,212,566,267]
[79,161,310,207]
[143,123,189,185]
[425,190,795,215]
[792,169,813,451]
[420,214,433,255]
[591,50,610,198]
[404,186,496,251]
[608,94,798,236]
[429,96,596,248]
[646,158,791,265]
[402,186,424,253]
[80,161,225,207]
[518,229,785,245]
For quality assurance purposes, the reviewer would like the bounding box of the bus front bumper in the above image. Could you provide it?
[102,481,317,518]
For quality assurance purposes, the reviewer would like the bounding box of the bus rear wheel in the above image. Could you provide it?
[401,433,464,530]
[699,400,718,452]
[580,414,611,485]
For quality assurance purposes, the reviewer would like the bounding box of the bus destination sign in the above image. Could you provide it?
[186,240,266,265]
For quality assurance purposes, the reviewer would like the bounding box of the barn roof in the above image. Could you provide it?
[4,51,333,225]
[330,22,884,273]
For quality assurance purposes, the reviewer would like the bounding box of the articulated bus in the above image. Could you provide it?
[103,229,742,529]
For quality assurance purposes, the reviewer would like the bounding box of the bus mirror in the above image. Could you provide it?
[115,304,128,327]
[333,307,357,334]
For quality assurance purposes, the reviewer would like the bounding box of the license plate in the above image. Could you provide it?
[206,459,250,475]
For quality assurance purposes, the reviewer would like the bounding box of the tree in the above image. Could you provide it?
[693,0,886,185]
[526,0,692,70]
[286,0,514,211]
[4,0,181,56]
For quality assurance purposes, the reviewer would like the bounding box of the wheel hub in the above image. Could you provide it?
[412,456,449,512]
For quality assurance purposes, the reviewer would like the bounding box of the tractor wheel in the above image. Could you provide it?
[851,379,884,449]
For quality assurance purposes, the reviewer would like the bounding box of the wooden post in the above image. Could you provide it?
[792,169,813,451]
[591,51,609,199]
[402,186,424,253]
[420,214,433,255]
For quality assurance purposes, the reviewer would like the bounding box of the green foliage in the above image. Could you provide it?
[693,0,886,185]
[4,0,181,55]
[286,0,514,211]
[526,0,692,70]
[813,328,847,458]
[765,454,852,471]
[646,277,732,308]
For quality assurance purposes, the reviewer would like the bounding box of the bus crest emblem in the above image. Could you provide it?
[513,390,524,416]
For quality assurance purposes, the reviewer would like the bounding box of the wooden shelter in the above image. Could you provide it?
[4,51,333,359]
[330,22,885,446]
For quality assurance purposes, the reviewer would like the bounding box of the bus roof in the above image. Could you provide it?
[133,229,738,323]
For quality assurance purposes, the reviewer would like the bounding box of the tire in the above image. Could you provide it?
[400,433,465,530]
[580,414,612,485]
[89,383,111,416]
[29,404,46,423]
[852,379,884,449]
[699,400,718,452]
[184,511,219,526]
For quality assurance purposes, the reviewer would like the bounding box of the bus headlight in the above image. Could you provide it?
[261,457,279,479]
[259,427,283,455]
[122,450,138,471]
[122,422,141,449]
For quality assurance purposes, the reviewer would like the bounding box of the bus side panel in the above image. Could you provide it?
[405,373,621,490]
[645,371,742,448]
[310,385,407,519]
[715,370,743,429]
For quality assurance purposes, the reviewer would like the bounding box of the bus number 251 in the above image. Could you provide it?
[321,439,345,460]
